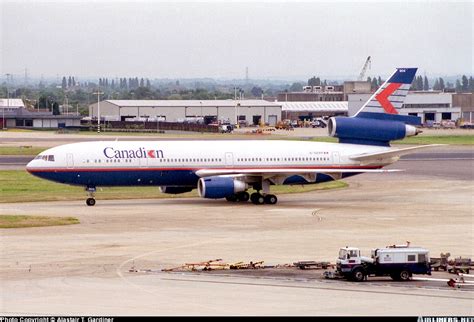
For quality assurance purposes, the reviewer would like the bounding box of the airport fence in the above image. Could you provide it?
[82,120,220,133]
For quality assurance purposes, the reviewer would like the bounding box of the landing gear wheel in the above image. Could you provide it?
[237,192,250,202]
[86,198,96,206]
[226,195,237,202]
[251,193,265,205]
[264,194,278,205]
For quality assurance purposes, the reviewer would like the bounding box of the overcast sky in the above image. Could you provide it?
[1,0,472,80]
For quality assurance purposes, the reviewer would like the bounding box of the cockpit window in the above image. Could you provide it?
[35,155,55,162]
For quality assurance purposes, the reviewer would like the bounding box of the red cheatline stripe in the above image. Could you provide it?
[27,165,383,173]
[375,82,401,114]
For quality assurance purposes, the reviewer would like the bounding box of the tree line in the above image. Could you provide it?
[409,75,473,92]
[2,73,472,118]
[304,74,474,92]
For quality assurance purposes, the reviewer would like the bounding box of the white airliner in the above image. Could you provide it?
[27,68,435,206]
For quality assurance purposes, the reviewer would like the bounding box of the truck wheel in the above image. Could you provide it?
[352,268,365,282]
[399,270,411,281]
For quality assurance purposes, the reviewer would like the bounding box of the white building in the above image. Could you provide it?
[348,92,461,123]
[89,100,282,126]
[0,98,82,129]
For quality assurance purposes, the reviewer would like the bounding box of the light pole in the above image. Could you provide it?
[200,101,203,124]
[93,91,104,133]
[4,73,11,130]
[2,89,7,130]
[2,89,6,130]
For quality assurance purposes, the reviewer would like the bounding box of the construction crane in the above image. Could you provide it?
[357,56,371,81]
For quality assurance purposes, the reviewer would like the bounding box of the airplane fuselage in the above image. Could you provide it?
[26,140,390,188]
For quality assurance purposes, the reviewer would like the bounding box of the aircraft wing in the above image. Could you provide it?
[349,144,443,163]
[195,168,401,178]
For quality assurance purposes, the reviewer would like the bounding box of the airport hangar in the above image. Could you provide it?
[88,99,283,126]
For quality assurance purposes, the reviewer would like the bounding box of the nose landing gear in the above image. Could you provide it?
[85,186,96,206]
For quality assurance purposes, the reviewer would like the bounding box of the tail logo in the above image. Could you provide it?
[375,82,401,114]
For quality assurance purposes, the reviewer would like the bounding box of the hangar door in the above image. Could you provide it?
[268,115,277,126]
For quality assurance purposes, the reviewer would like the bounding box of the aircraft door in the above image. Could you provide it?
[332,151,340,165]
[66,153,74,168]
[225,152,233,168]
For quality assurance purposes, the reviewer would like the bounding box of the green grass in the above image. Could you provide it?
[305,135,473,145]
[0,170,347,203]
[394,135,473,145]
[0,215,79,228]
[0,146,47,155]
[1,128,39,133]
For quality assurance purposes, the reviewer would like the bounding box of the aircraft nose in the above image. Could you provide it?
[26,159,36,173]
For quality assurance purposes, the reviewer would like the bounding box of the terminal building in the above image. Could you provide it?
[88,100,282,126]
[277,81,372,102]
[452,93,474,123]
[277,85,345,102]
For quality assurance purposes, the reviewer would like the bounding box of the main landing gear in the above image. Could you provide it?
[226,192,278,205]
[226,179,278,205]
[85,186,96,206]
[250,193,277,205]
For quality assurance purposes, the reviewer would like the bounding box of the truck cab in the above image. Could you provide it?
[338,247,361,266]
[337,247,374,281]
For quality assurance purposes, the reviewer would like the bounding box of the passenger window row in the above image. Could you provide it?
[160,158,222,163]
[86,159,139,164]
[84,156,329,164]
[237,157,329,162]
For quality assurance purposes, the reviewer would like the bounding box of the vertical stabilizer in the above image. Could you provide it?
[354,68,419,125]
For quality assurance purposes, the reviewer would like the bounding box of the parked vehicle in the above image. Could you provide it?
[311,117,328,128]
[336,244,431,282]
[220,124,233,133]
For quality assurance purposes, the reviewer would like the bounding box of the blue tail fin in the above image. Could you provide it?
[328,68,421,146]
[354,68,420,126]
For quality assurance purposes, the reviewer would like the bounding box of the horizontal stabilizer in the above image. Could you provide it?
[350,144,443,162]
[196,168,402,178]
